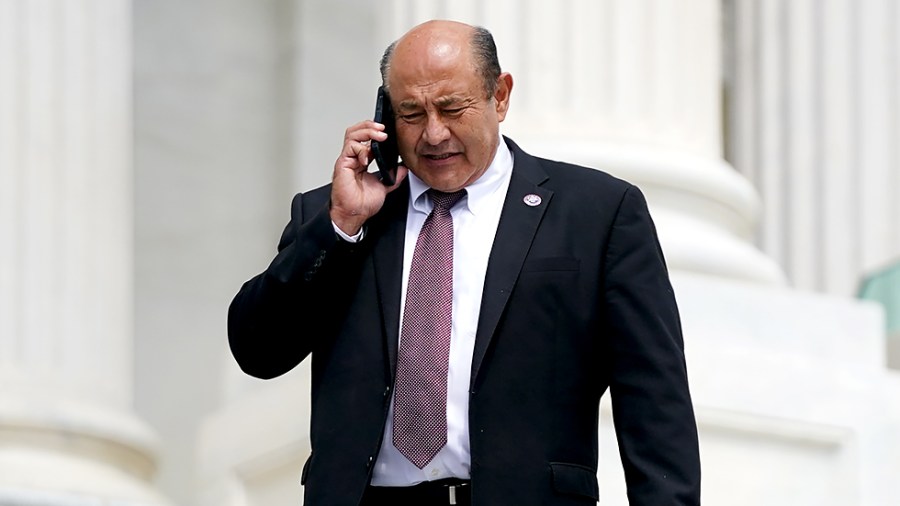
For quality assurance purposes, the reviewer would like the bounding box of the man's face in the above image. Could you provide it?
[387,34,511,192]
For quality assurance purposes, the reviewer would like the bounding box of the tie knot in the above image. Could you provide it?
[427,189,467,213]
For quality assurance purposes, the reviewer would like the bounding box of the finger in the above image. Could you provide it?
[356,142,370,168]
[345,121,386,142]
[334,141,367,173]
[344,138,371,167]
[347,138,368,156]
[346,119,383,132]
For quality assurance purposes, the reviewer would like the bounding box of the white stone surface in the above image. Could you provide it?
[0,0,166,503]
[132,0,301,503]
[196,363,311,506]
[727,0,900,296]
[672,272,900,505]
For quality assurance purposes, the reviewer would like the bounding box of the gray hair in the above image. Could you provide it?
[379,26,501,98]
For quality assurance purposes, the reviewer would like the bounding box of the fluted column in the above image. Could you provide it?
[0,1,166,503]
[728,0,900,295]
[376,0,784,284]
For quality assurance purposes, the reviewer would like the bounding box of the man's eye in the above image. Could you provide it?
[444,108,464,116]
[400,113,424,122]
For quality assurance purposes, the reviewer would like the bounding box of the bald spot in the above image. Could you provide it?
[387,20,480,98]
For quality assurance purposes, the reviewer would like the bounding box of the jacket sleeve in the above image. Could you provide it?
[601,185,702,505]
[227,189,366,379]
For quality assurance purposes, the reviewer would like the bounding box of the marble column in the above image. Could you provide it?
[196,2,381,505]
[0,1,166,504]
[728,0,900,295]
[375,0,785,285]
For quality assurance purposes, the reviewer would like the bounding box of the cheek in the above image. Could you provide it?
[456,114,493,148]
[457,126,491,159]
[395,126,420,153]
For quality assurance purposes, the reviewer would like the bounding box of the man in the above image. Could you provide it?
[229,20,700,506]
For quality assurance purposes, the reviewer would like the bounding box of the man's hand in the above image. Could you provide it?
[330,120,408,236]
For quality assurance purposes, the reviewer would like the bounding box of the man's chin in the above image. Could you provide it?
[408,166,469,192]
[419,176,468,193]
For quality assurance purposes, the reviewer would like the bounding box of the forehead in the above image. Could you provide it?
[388,59,482,110]
[392,78,479,112]
[387,31,481,101]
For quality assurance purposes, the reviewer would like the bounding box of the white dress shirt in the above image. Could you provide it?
[368,138,514,486]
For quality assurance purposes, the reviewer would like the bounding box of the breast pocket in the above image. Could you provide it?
[521,256,580,273]
[517,256,581,306]
[509,256,582,347]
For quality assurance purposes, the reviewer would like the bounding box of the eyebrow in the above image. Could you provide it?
[397,95,466,111]
[397,100,421,112]
[434,96,463,107]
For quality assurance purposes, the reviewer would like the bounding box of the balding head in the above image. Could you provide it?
[380,20,501,98]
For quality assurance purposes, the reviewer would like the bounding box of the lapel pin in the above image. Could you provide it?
[523,194,542,207]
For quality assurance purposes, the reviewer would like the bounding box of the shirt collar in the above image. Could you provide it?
[408,136,514,215]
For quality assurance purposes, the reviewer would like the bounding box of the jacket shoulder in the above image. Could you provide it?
[291,184,332,221]
[539,156,632,194]
[504,137,635,201]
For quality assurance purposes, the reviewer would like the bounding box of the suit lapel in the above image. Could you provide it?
[470,139,552,385]
[371,183,409,382]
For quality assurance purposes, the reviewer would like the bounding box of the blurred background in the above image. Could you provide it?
[1,0,899,504]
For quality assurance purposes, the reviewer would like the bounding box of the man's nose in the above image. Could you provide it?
[422,114,451,145]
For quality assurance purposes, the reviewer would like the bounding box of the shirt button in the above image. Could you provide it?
[430,468,440,478]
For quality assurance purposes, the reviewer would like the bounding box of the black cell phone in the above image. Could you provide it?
[372,86,400,186]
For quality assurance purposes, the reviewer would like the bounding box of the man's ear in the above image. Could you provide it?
[494,72,513,122]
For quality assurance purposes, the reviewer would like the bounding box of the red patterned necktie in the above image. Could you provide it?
[392,188,467,469]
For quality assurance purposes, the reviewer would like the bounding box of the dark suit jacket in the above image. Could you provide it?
[228,138,701,505]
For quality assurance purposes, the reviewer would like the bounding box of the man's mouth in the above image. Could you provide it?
[424,153,456,160]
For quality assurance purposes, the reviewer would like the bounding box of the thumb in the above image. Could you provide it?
[385,165,409,193]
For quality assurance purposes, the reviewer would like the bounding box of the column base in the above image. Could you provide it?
[0,394,170,506]
[511,137,786,285]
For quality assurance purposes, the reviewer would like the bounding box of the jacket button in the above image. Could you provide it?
[366,456,374,469]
